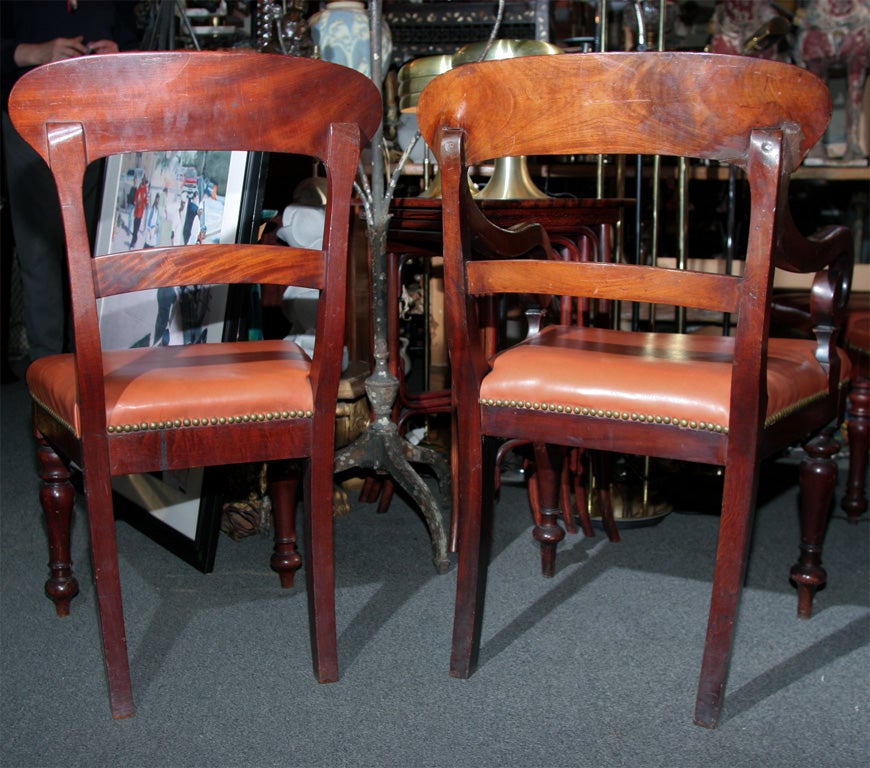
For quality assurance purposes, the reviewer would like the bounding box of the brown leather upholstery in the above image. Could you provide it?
[29,342,315,438]
[9,51,381,719]
[482,328,849,433]
[417,52,854,729]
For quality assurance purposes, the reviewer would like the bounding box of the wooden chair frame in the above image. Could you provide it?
[9,51,381,719]
[417,52,854,728]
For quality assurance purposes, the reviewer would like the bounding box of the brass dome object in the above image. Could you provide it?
[397,54,454,197]
[398,53,453,81]
[397,76,433,97]
[397,54,453,112]
[398,94,421,112]
[451,38,562,66]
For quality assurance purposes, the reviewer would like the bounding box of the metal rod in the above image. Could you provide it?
[647,0,665,331]
[676,157,688,333]
[632,152,642,331]
[596,0,608,199]
[723,165,737,336]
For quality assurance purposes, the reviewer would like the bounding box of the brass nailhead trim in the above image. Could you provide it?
[31,391,315,437]
[29,394,79,437]
[482,379,849,434]
[763,383,848,428]
[480,397,728,434]
[106,409,314,434]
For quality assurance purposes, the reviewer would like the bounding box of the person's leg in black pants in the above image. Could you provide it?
[1,126,17,383]
[2,111,103,363]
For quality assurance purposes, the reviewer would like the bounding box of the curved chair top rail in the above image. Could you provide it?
[416,52,830,171]
[9,50,383,165]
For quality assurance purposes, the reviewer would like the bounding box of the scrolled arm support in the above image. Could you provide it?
[775,210,854,373]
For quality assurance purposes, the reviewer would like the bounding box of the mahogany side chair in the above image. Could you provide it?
[416,51,854,728]
[8,51,381,719]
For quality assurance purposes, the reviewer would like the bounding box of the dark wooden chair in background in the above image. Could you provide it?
[417,51,854,728]
[773,290,869,522]
[840,306,869,518]
[8,51,381,719]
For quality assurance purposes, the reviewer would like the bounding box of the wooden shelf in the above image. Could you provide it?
[793,164,870,181]
[400,160,870,182]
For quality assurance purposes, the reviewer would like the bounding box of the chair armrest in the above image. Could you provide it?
[777,217,853,277]
[462,185,553,261]
[775,214,854,369]
[462,183,564,333]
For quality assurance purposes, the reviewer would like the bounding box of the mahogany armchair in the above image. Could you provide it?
[416,52,854,728]
[8,51,381,719]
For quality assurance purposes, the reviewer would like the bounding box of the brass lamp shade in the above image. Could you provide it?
[399,53,453,80]
[452,38,562,65]
[397,54,453,113]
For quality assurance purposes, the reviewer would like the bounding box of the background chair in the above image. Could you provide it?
[416,51,853,728]
[841,306,869,517]
[8,51,381,719]
[772,290,869,522]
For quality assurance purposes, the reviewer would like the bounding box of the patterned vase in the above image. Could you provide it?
[309,1,392,78]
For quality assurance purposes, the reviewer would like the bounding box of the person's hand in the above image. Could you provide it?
[13,36,118,68]
[84,39,120,55]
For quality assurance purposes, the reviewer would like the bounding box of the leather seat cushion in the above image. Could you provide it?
[27,339,315,437]
[481,325,850,432]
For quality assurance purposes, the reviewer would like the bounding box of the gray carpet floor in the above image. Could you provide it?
[1,370,868,768]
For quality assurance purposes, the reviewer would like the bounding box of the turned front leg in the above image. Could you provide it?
[790,433,838,619]
[269,461,302,589]
[36,438,79,616]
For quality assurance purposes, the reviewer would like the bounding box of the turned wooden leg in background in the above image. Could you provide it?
[36,436,79,616]
[790,433,839,619]
[532,443,566,579]
[569,448,593,538]
[591,451,621,544]
[841,376,869,524]
[269,460,303,589]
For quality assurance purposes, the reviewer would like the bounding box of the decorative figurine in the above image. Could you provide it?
[257,0,314,57]
[795,0,869,161]
[709,0,791,60]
